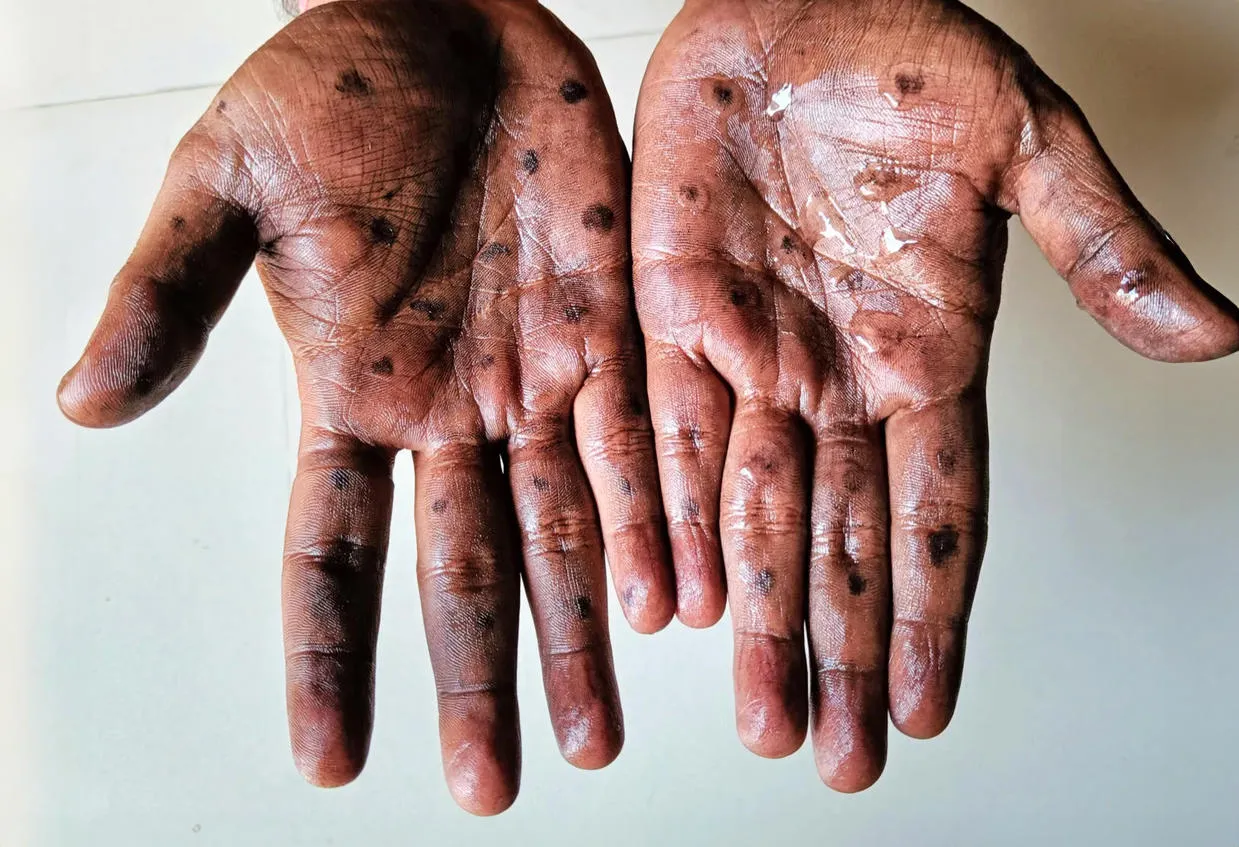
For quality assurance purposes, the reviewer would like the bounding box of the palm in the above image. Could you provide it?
[633,0,1238,792]
[60,0,673,815]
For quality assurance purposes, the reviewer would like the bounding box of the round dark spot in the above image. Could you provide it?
[322,538,374,574]
[431,498,448,514]
[928,526,960,567]
[581,205,615,231]
[847,571,867,596]
[171,216,186,231]
[780,235,795,253]
[409,299,445,320]
[336,68,373,96]
[753,568,775,596]
[532,476,551,492]
[679,185,699,202]
[574,596,593,620]
[842,467,866,493]
[476,610,496,631]
[563,304,586,323]
[330,469,350,491]
[369,216,397,245]
[729,288,748,306]
[895,71,925,96]
[520,149,540,174]
[382,187,399,201]
[215,100,227,113]
[559,79,589,103]
[712,83,734,105]
[371,357,394,376]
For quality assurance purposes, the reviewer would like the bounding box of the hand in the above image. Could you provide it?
[632,0,1239,792]
[58,0,674,814]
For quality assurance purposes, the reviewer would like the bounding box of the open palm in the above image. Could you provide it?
[59,0,673,814]
[633,0,1238,792]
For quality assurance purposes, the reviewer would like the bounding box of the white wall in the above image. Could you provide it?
[1,0,1237,844]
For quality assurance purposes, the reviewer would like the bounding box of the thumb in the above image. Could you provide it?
[58,147,258,428]
[1003,80,1239,363]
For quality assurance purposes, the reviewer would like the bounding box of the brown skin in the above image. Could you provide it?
[57,0,675,815]
[633,0,1239,793]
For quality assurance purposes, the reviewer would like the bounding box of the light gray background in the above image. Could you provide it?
[1,0,1237,844]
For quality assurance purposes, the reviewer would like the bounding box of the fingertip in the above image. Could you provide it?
[296,757,364,789]
[817,751,886,794]
[1175,299,1239,363]
[674,586,725,629]
[444,742,520,816]
[618,576,675,634]
[56,365,96,427]
[292,730,368,789]
[556,706,624,770]
[1120,300,1239,364]
[890,700,955,740]
[669,537,727,629]
[736,699,807,760]
[287,668,374,791]
[56,359,145,429]
[55,305,205,428]
[811,668,889,793]
[888,621,964,741]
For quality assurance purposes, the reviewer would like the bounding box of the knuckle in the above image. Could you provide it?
[286,539,383,576]
[523,511,596,558]
[418,555,505,596]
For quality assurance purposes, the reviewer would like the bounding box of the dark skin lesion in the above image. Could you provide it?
[581,204,616,231]
[335,68,374,96]
[928,526,960,567]
[633,0,1238,796]
[559,79,589,103]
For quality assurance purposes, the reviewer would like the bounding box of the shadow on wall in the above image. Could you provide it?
[978,0,1239,166]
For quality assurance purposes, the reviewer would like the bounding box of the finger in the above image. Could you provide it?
[508,418,623,769]
[720,404,810,759]
[283,426,395,787]
[58,151,257,427]
[574,355,675,634]
[646,342,731,628]
[1005,89,1239,362]
[414,443,522,816]
[806,423,890,793]
[886,392,988,740]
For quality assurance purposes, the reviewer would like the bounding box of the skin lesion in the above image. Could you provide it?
[335,68,374,97]
[928,525,960,567]
[581,205,616,231]
[558,79,589,103]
